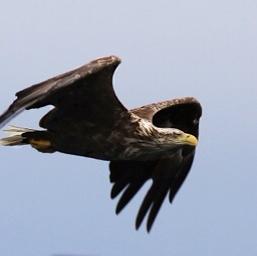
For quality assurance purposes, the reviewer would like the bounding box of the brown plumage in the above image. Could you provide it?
[0,56,202,231]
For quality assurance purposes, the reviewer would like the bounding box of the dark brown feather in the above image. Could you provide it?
[0,55,202,232]
[0,56,127,131]
[110,98,202,231]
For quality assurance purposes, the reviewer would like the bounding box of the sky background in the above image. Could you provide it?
[0,0,257,255]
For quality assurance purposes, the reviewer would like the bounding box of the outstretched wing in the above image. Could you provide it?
[0,56,128,132]
[110,97,202,231]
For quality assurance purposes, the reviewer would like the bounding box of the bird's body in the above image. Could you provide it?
[0,56,202,231]
[47,112,195,161]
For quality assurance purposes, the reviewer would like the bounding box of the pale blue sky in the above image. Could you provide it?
[0,1,257,255]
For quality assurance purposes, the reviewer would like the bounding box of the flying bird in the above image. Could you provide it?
[0,56,202,231]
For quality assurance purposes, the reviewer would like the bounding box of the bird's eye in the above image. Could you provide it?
[173,130,182,136]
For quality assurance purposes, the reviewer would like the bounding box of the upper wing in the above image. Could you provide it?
[0,55,128,131]
[110,97,202,231]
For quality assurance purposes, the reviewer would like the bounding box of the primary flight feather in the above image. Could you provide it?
[0,56,202,231]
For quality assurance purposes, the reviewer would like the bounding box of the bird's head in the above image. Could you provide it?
[154,127,198,148]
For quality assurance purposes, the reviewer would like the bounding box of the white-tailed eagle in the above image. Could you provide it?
[0,56,202,231]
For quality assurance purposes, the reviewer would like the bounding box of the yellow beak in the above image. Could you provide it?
[181,133,198,146]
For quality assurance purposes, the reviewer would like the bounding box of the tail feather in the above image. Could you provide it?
[0,125,35,146]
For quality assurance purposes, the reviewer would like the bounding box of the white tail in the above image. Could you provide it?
[0,125,35,146]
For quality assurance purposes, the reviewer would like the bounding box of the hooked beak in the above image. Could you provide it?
[180,133,198,146]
